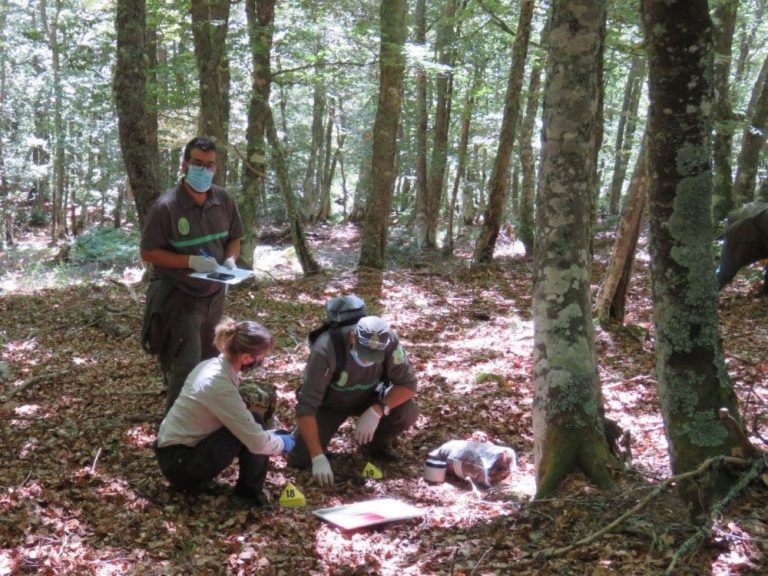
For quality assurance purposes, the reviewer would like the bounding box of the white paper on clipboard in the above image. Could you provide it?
[313,498,424,530]
[190,266,255,285]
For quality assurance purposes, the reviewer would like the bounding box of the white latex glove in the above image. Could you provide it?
[311,454,334,488]
[188,255,218,273]
[222,256,237,269]
[354,406,381,445]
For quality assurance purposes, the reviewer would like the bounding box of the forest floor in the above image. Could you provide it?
[1,222,767,576]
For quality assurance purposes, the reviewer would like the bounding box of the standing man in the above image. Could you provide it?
[287,315,419,488]
[140,136,243,413]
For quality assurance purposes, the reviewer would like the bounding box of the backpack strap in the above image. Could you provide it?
[328,327,348,383]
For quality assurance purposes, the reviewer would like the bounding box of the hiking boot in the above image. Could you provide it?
[363,441,401,462]
[228,488,270,510]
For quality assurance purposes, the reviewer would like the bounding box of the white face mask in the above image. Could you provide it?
[350,348,374,368]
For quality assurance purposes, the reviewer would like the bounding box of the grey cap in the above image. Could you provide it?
[326,295,366,323]
[355,316,391,364]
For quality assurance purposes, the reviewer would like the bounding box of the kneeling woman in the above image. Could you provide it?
[156,318,293,504]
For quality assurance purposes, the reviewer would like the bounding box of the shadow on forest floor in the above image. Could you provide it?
[1,223,767,575]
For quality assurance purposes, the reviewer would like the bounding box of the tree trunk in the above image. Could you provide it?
[190,0,231,186]
[641,0,742,508]
[0,1,8,250]
[607,54,645,217]
[711,0,739,224]
[734,0,765,84]
[358,0,407,269]
[444,65,480,256]
[265,105,320,276]
[40,0,65,242]
[518,63,542,256]
[732,53,768,206]
[421,0,458,250]
[472,0,534,267]
[595,132,648,325]
[302,48,326,221]
[316,99,336,222]
[350,132,372,223]
[534,0,614,498]
[414,0,428,246]
[114,0,162,228]
[240,0,275,268]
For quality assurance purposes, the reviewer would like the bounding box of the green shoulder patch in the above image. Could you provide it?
[393,344,406,365]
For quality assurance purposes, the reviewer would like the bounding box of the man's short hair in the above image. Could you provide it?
[183,137,216,161]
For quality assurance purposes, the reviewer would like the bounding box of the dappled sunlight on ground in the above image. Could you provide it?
[1,224,767,574]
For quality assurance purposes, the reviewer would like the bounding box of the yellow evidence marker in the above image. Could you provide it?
[279,482,306,508]
[361,462,383,480]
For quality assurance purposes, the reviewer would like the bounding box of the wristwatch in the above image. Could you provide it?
[377,401,391,416]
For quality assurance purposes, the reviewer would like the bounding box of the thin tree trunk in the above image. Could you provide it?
[595,132,648,325]
[534,0,615,498]
[190,0,231,185]
[607,54,645,217]
[358,0,407,269]
[711,0,739,224]
[114,0,162,228]
[240,0,275,267]
[302,46,326,221]
[422,0,459,250]
[641,0,742,508]
[472,0,534,267]
[444,65,480,256]
[414,0,428,246]
[733,53,768,206]
[40,0,65,242]
[0,0,8,250]
[317,98,335,222]
[518,63,542,255]
[265,105,320,276]
[734,0,766,83]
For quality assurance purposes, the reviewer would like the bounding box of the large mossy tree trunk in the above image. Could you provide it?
[358,0,407,270]
[190,0,231,186]
[472,0,534,267]
[114,0,161,228]
[533,0,616,499]
[240,0,274,268]
[641,0,742,508]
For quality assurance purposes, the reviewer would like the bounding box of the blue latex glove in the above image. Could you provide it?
[273,430,294,453]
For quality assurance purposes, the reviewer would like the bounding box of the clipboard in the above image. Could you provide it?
[313,498,424,530]
[190,266,255,285]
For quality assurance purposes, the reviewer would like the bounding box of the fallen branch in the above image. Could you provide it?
[666,454,767,574]
[4,370,71,401]
[510,455,752,568]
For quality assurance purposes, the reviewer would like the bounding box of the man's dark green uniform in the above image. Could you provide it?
[287,323,419,468]
[141,182,243,412]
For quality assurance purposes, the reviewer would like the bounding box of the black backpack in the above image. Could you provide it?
[308,295,368,383]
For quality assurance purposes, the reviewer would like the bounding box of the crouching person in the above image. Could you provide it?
[156,318,294,506]
[287,315,419,488]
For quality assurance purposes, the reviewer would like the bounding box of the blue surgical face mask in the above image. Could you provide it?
[350,348,374,368]
[186,165,214,193]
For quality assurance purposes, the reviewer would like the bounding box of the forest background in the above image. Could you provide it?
[1,0,768,574]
